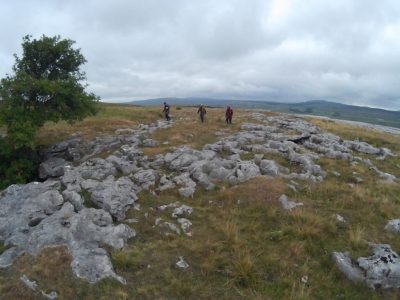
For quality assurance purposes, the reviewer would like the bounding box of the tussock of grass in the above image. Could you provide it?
[0,242,9,255]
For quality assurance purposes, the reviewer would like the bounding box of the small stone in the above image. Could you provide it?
[301,275,308,284]
[178,218,193,236]
[20,275,38,291]
[287,184,297,192]
[158,202,179,211]
[385,219,400,233]
[172,205,193,218]
[176,256,189,269]
[41,290,58,300]
[125,218,139,224]
[336,214,346,223]
[279,195,303,211]
[354,177,363,183]
[162,222,181,235]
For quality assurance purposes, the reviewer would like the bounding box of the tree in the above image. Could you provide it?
[0,35,99,188]
[0,35,99,148]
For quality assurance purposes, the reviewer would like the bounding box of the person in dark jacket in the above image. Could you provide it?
[163,102,171,121]
[225,105,233,124]
[197,104,207,123]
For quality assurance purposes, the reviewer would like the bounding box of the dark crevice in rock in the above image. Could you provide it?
[287,134,311,144]
[28,217,45,227]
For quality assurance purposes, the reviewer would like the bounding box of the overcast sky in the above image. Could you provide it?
[1,0,400,109]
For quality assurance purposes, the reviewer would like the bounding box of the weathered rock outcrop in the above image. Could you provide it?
[1,113,398,288]
[39,158,67,180]
[86,176,139,221]
[0,181,134,283]
[333,244,400,289]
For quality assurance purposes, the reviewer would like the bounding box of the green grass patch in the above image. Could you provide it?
[80,189,96,208]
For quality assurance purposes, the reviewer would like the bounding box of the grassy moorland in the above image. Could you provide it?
[1,104,400,299]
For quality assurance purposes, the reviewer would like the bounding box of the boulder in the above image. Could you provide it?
[39,158,67,179]
[61,168,83,192]
[132,169,156,189]
[253,154,264,165]
[200,150,217,160]
[170,153,199,170]
[158,175,176,192]
[79,158,118,181]
[90,176,138,221]
[208,166,230,181]
[174,173,197,198]
[62,190,84,211]
[259,160,280,176]
[333,244,400,289]
[233,161,261,183]
[106,155,138,175]
[370,166,396,182]
[344,140,381,155]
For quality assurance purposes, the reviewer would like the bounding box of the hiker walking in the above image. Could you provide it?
[163,102,171,121]
[197,104,207,123]
[225,105,233,124]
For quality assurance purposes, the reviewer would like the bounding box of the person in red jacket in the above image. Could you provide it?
[225,105,233,124]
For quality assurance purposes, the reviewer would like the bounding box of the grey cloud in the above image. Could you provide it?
[1,0,400,109]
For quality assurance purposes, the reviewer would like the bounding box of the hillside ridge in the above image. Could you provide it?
[127,97,400,129]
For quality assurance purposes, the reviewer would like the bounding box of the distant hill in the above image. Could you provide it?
[129,97,400,129]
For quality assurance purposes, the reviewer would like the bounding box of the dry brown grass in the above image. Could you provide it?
[36,104,162,146]
[217,176,287,205]
[0,247,74,299]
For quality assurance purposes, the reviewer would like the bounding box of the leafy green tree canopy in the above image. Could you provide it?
[0,35,99,148]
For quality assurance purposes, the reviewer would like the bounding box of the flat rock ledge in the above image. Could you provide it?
[333,244,400,289]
